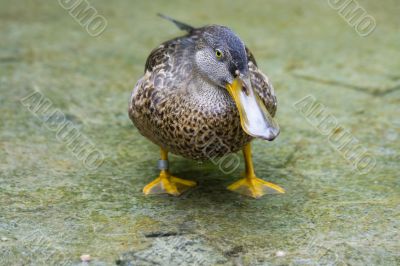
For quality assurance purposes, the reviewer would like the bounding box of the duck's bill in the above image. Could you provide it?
[226,78,279,141]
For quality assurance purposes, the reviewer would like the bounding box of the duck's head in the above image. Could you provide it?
[194,25,279,141]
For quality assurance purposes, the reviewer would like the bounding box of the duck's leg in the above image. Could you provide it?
[227,143,285,198]
[143,147,196,196]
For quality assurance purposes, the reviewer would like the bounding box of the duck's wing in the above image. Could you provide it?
[130,38,181,110]
[129,36,194,123]
[246,47,277,117]
[145,37,180,74]
[129,39,177,138]
[144,35,195,85]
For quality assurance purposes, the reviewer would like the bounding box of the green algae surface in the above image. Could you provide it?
[0,0,399,265]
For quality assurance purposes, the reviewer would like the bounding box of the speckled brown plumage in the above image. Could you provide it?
[129,26,277,160]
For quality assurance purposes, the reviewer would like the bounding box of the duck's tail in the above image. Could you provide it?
[157,13,195,33]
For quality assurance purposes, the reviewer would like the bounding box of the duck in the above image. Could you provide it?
[129,14,284,198]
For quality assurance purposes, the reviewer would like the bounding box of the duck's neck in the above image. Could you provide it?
[186,71,233,107]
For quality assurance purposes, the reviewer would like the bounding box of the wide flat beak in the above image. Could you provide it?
[226,77,279,141]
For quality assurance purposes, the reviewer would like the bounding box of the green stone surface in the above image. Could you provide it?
[0,0,399,265]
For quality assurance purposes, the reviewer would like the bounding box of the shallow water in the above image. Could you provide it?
[0,0,399,265]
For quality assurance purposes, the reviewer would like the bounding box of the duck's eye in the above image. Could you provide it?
[215,49,223,59]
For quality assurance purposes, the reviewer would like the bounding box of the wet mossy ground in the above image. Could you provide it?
[0,0,399,265]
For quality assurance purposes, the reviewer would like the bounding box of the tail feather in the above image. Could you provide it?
[157,13,195,32]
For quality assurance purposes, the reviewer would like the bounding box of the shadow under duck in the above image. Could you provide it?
[129,15,284,198]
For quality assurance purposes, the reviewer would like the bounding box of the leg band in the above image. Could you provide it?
[158,159,169,170]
